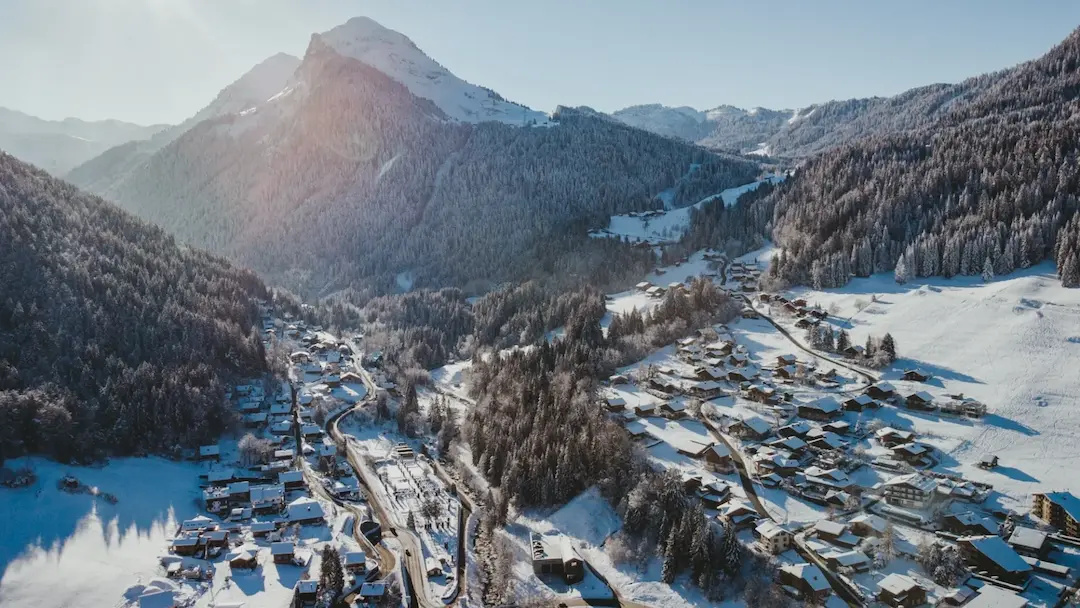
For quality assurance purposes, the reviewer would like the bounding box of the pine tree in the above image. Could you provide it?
[1063,254,1080,288]
[881,333,897,364]
[720,521,742,574]
[865,335,877,358]
[894,253,910,284]
[661,526,679,583]
[836,330,851,354]
[823,329,836,353]
[982,256,994,282]
[319,545,344,603]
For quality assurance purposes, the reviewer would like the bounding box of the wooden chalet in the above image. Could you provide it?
[272,542,295,564]
[957,535,1033,585]
[704,443,733,472]
[796,397,842,421]
[778,563,831,603]
[877,573,926,608]
[903,369,931,382]
[864,381,897,400]
[905,391,935,410]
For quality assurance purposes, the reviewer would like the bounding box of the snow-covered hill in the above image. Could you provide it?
[784,263,1080,511]
[317,17,549,126]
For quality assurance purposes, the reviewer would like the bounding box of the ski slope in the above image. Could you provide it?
[590,175,784,245]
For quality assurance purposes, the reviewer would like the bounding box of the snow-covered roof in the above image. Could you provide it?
[199,445,220,457]
[909,390,934,402]
[884,473,936,493]
[960,535,1033,574]
[800,396,841,413]
[360,582,387,597]
[279,470,304,484]
[271,541,294,555]
[228,481,250,494]
[345,550,367,565]
[736,416,772,434]
[708,443,731,459]
[814,520,846,537]
[755,520,789,539]
[781,563,830,592]
[296,580,318,593]
[1008,526,1048,551]
[849,513,887,534]
[878,573,921,596]
[251,522,277,533]
[965,586,1029,608]
[286,497,326,522]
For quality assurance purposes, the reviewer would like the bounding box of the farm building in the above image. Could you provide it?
[905,391,935,410]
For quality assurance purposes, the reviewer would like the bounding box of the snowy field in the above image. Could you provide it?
[590,175,784,245]
[0,457,203,608]
[776,261,1080,512]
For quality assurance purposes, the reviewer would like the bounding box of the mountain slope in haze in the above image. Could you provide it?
[0,151,267,462]
[612,104,795,153]
[612,73,1003,156]
[690,27,1080,289]
[0,107,165,175]
[65,52,301,192]
[70,17,761,297]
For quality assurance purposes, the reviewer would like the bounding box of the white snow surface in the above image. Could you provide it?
[0,457,203,608]
[780,261,1080,512]
[591,174,784,245]
[319,17,550,126]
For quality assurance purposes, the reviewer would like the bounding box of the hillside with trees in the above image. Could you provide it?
[68,28,760,298]
[688,26,1080,289]
[0,152,268,463]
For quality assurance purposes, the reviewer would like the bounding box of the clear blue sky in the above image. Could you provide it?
[2,0,1079,125]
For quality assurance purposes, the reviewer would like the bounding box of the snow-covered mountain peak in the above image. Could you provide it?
[314,17,549,126]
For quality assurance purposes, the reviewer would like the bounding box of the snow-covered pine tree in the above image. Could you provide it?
[981,256,994,282]
[836,330,851,353]
[894,252,910,284]
[881,333,897,364]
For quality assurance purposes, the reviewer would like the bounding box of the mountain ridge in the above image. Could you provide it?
[67,16,761,298]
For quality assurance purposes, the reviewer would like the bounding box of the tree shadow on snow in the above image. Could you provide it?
[982,413,1039,437]
[885,359,984,385]
[992,465,1040,483]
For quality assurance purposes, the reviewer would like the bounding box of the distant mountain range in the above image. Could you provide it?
[611,75,1001,157]
[0,107,165,175]
[65,17,760,297]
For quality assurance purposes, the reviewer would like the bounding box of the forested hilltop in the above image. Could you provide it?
[688,26,1080,289]
[0,153,268,463]
[68,24,760,298]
